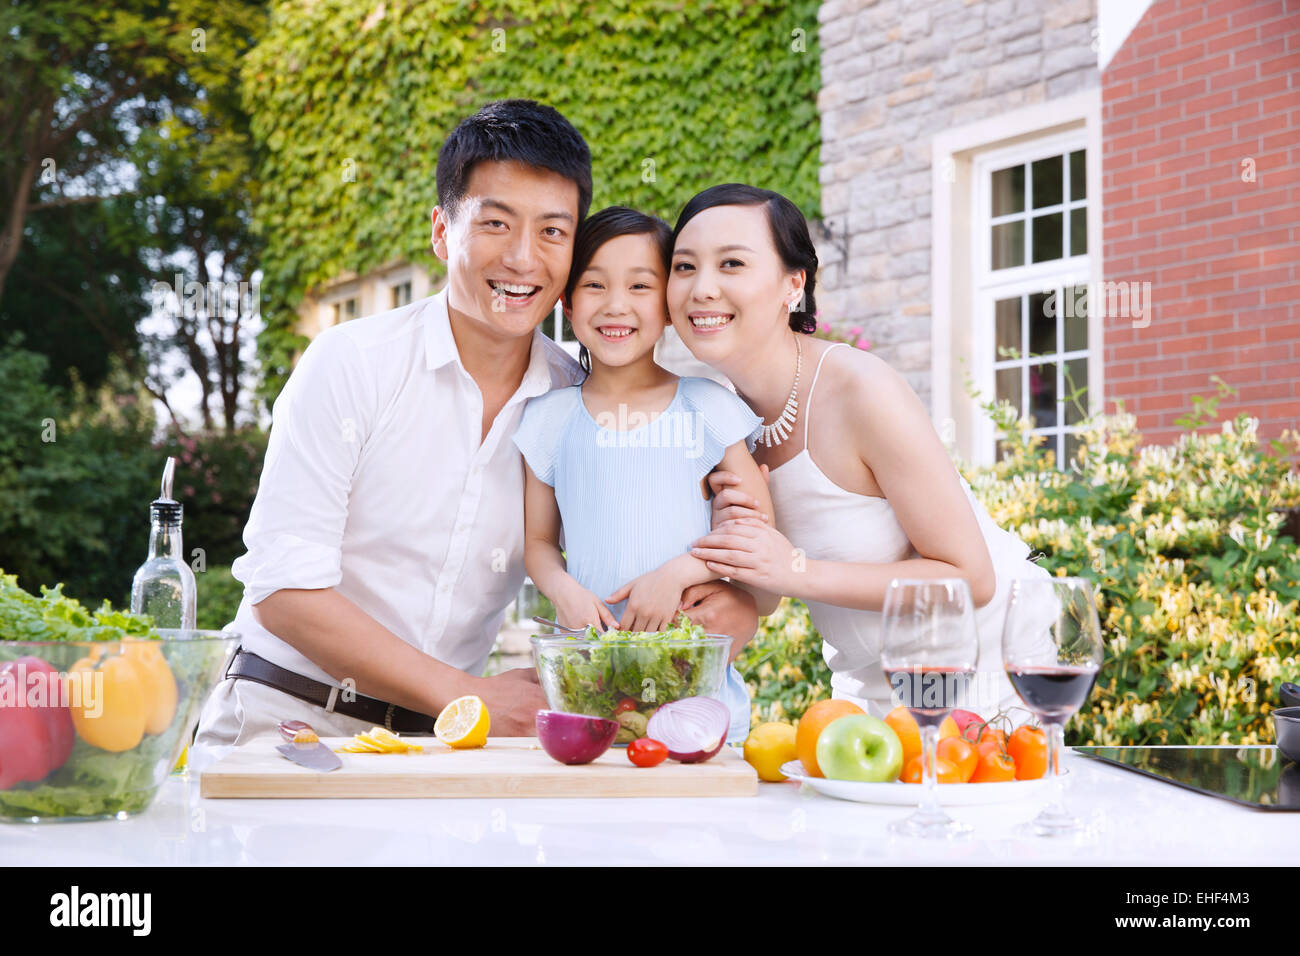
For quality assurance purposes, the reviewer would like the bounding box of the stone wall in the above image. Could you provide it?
[816,0,1101,410]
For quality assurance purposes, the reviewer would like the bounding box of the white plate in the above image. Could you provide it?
[779,760,1059,806]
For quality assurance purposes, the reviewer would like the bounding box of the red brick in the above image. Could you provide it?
[1111,160,1162,187]
[1162,334,1211,355]
[1159,151,1210,176]
[1158,114,1209,139]
[1181,15,1234,45]
[1188,275,1238,296]
[1141,393,1192,411]
[1210,291,1264,311]
[1185,314,1235,334]
[1233,37,1288,65]
[1155,3,1207,33]
[1208,101,1263,127]
[1187,350,1232,369]
[1238,74,1293,103]
[1208,27,1265,56]
[1264,284,1300,304]
[1239,228,1293,250]
[1160,43,1208,69]
[1159,186,1209,210]
[1180,51,1236,81]
[1137,139,1188,163]
[1136,175,1188,199]
[1185,89,1237,114]
[1207,252,1264,274]
[1207,65,1259,90]
[1261,247,1298,266]
[1109,55,1162,83]
[1261,94,1300,119]
[1239,115,1295,138]
[1183,238,1238,260]
[1163,223,1211,245]
[1238,267,1293,288]
[1260,53,1299,76]
[1211,329,1266,350]
[1115,341,1160,360]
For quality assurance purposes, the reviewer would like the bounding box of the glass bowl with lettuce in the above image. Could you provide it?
[0,572,237,822]
[531,615,731,744]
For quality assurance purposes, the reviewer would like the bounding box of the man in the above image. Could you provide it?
[195,99,758,747]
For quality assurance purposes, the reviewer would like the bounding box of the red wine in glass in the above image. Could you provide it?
[1007,665,1098,719]
[885,666,976,727]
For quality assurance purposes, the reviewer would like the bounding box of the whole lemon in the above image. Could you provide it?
[743,722,798,782]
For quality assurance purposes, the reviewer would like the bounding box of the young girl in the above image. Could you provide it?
[512,206,775,742]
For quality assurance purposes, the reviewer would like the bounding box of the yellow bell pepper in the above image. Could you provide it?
[68,641,177,752]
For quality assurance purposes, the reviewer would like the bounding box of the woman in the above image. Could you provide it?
[672,183,1051,718]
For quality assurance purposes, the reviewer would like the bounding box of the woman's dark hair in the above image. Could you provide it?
[671,183,818,334]
[565,206,674,374]
[436,99,593,223]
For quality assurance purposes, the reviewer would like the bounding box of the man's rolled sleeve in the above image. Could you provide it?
[231,328,375,606]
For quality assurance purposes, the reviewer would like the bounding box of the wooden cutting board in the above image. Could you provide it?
[200,737,758,799]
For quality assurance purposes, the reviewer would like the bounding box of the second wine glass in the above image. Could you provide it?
[880,578,980,839]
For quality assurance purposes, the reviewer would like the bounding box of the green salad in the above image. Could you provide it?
[536,615,728,743]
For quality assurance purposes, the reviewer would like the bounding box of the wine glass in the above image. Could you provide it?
[880,578,980,839]
[1002,576,1103,836]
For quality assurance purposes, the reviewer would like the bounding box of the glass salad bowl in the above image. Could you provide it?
[0,630,238,822]
[531,622,731,744]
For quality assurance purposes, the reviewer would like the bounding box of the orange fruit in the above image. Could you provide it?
[976,726,1009,757]
[939,716,959,740]
[796,699,865,777]
[970,748,1017,782]
[884,706,922,766]
[901,754,963,784]
[1008,725,1048,780]
[936,736,978,782]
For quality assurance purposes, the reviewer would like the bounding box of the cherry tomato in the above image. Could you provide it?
[614,697,640,716]
[1008,725,1048,780]
[970,748,1016,782]
[936,736,978,782]
[901,754,963,784]
[627,738,669,768]
[977,727,1009,758]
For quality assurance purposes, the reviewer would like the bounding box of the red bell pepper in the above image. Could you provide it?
[0,656,75,789]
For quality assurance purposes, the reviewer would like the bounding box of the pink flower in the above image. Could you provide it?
[848,325,863,337]
[855,336,872,350]
[183,485,196,498]
[817,321,829,334]
[211,492,223,504]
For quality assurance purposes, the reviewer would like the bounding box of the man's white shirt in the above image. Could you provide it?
[227,288,582,687]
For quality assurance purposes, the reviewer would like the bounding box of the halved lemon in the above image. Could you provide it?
[434,695,490,749]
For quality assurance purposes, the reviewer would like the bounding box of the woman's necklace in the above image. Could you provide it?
[759,336,801,448]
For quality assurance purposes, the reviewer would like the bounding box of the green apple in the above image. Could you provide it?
[815,714,904,783]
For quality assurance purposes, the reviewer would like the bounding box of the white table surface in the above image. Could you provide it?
[4,746,1296,866]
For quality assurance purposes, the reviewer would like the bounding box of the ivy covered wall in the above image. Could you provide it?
[244,0,823,407]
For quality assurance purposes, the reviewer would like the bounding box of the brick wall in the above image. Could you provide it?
[817,0,1100,409]
[1101,0,1300,446]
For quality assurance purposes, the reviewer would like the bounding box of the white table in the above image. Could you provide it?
[3,747,1296,865]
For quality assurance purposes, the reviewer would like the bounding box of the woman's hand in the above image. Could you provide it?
[706,466,771,529]
[690,517,803,596]
[606,565,690,633]
[551,581,619,632]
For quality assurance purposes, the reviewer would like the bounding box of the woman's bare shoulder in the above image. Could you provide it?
[819,344,918,417]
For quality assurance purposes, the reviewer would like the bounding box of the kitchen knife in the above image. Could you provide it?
[275,720,342,772]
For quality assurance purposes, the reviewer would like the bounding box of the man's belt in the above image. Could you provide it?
[224,647,437,734]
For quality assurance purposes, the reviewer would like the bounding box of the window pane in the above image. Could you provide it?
[1070,206,1087,256]
[1064,284,1088,352]
[1028,291,1056,355]
[996,365,1021,412]
[995,297,1022,357]
[1029,361,1057,429]
[1031,212,1063,262]
[1064,431,1084,465]
[992,220,1025,269]
[992,165,1025,216]
[1032,155,1063,208]
[1064,358,1089,425]
[1070,150,1086,201]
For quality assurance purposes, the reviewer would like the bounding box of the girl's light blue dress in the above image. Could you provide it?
[513,376,762,742]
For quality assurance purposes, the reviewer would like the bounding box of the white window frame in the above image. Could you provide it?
[930,89,1104,467]
[971,129,1093,463]
[541,300,581,359]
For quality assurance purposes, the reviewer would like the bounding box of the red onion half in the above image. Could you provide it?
[645,697,730,763]
[535,711,620,765]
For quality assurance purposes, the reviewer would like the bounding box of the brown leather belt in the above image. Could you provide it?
[224,647,437,734]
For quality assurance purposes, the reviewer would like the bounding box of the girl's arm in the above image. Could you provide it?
[714,442,781,617]
[523,465,618,630]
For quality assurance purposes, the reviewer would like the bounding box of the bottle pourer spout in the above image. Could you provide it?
[161,456,177,501]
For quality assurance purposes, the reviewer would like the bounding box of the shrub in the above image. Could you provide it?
[196,564,244,630]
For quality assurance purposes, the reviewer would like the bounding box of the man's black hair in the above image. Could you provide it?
[437,99,593,222]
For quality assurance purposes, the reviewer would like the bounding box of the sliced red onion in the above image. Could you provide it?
[645,697,730,763]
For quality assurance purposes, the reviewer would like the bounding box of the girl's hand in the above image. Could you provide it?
[690,517,802,595]
[706,467,771,529]
[552,582,619,632]
[606,566,687,633]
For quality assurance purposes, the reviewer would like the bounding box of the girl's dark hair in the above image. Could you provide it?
[564,206,674,374]
[671,183,818,334]
[437,99,593,223]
